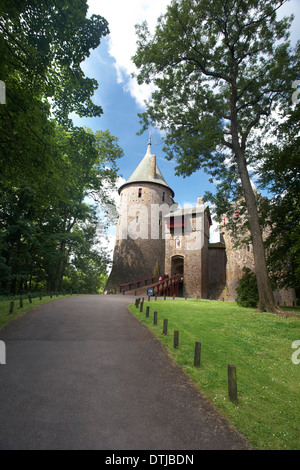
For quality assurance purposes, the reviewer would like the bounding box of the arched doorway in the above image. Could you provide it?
[171,256,184,297]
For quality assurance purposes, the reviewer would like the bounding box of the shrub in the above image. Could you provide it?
[236,267,259,308]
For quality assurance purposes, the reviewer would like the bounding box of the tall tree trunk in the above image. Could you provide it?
[230,91,281,312]
[55,241,66,293]
[235,152,281,313]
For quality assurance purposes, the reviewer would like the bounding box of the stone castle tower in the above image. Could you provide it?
[105,139,296,306]
[105,138,175,291]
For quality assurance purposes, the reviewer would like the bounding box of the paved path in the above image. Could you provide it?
[0,295,249,450]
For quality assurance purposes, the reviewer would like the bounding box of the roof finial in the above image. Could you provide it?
[146,130,152,155]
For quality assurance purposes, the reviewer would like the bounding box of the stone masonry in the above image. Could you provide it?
[105,139,296,306]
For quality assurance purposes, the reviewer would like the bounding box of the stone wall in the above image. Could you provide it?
[164,207,210,298]
[208,243,226,300]
[105,182,174,292]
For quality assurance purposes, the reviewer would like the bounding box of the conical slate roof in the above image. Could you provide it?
[118,139,175,197]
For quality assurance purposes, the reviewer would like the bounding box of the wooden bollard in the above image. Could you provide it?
[29,295,32,304]
[228,364,238,403]
[135,299,138,308]
[9,301,14,314]
[139,301,144,313]
[19,297,23,308]
[194,341,201,367]
[153,311,158,325]
[148,295,150,301]
[39,294,42,300]
[146,306,150,318]
[163,319,168,335]
[50,292,53,298]
[155,295,157,301]
[174,330,179,349]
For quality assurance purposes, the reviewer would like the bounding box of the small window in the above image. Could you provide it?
[138,188,142,198]
[162,192,165,202]
[136,216,139,223]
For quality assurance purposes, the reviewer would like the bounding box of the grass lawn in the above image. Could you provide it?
[129,298,300,450]
[0,295,69,330]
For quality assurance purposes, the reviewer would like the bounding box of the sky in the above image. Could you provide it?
[72,0,300,256]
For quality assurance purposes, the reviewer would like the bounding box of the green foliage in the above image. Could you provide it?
[133,0,298,174]
[0,2,124,295]
[257,105,300,291]
[236,267,259,308]
[0,126,122,295]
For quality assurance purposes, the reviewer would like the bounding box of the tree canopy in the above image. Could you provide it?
[0,1,123,295]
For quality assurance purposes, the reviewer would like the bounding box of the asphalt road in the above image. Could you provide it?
[0,295,249,450]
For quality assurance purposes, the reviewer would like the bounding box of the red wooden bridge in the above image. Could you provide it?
[119,274,182,297]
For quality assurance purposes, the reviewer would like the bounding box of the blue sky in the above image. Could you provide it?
[72,0,300,253]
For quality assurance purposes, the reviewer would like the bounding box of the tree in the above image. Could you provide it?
[0,0,109,184]
[0,2,123,295]
[0,126,123,294]
[257,105,300,291]
[133,0,300,313]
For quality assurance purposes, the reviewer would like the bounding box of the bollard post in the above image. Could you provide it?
[163,319,168,335]
[146,306,150,318]
[174,330,179,349]
[153,311,158,325]
[194,341,201,367]
[29,295,32,304]
[19,297,23,308]
[155,295,157,301]
[9,301,14,315]
[139,301,144,313]
[228,364,238,403]
[148,295,150,301]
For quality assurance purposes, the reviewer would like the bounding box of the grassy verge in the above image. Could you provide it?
[129,298,300,450]
[0,295,69,330]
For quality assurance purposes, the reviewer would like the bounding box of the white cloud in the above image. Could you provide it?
[95,176,126,260]
[87,0,171,107]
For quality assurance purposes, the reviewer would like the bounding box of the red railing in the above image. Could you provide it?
[151,274,181,297]
[119,276,159,293]
[119,274,182,297]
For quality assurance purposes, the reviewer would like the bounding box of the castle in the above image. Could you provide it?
[106,139,296,306]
